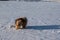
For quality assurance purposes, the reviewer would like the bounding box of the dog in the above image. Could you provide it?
[15,17,27,30]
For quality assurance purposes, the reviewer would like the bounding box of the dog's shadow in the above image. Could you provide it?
[26,25,60,30]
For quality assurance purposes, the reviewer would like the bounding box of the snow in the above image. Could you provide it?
[0,1,60,40]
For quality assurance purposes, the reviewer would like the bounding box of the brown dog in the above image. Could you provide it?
[15,17,27,30]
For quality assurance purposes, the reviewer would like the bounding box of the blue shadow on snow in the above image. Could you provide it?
[26,25,60,30]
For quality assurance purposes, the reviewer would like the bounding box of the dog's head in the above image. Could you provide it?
[15,17,27,29]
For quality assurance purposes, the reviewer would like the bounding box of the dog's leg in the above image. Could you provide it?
[15,25,20,30]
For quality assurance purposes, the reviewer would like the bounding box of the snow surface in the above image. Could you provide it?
[0,1,60,40]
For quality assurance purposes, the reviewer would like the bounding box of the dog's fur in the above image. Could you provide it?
[15,17,27,30]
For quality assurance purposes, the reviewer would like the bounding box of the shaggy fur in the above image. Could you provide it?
[15,17,27,30]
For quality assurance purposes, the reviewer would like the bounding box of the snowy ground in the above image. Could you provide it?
[0,1,60,40]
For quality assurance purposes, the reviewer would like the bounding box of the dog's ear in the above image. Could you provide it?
[15,18,21,24]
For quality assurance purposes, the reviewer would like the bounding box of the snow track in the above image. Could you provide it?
[0,1,60,40]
